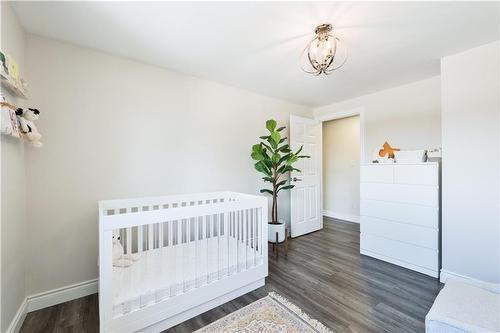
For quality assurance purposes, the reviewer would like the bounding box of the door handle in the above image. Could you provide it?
[292,177,302,182]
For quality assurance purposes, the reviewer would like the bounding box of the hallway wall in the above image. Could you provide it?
[322,116,360,222]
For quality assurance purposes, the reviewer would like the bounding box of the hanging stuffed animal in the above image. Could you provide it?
[15,108,42,147]
[112,231,140,268]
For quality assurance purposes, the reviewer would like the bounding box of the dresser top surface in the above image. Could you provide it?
[361,162,439,166]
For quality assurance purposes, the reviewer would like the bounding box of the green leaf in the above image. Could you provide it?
[255,161,271,177]
[277,185,294,193]
[267,137,277,149]
[298,155,310,158]
[251,144,267,160]
[252,144,262,153]
[276,126,286,132]
[259,136,269,140]
[278,165,300,173]
[272,152,280,165]
[278,144,291,153]
[287,155,298,165]
[270,131,281,146]
[278,153,292,165]
[276,179,288,187]
[261,142,273,152]
[262,176,274,182]
[251,152,263,161]
[266,119,277,132]
[263,158,273,169]
[279,137,287,144]
[295,145,303,155]
[260,189,273,195]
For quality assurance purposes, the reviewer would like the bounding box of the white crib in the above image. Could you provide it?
[98,191,268,332]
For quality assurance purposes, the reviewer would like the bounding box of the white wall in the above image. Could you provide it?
[0,2,27,331]
[314,76,441,163]
[441,41,500,286]
[24,35,312,295]
[322,116,360,221]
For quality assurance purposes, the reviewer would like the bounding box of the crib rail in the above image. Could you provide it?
[98,191,268,332]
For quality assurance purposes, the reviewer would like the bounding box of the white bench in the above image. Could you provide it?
[426,279,500,333]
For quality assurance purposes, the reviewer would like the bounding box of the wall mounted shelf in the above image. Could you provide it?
[0,72,27,99]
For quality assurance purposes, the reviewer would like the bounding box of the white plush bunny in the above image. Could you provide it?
[112,232,140,267]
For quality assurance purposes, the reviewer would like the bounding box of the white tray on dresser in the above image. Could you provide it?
[360,162,440,278]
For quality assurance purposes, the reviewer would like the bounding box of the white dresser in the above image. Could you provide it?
[360,162,440,278]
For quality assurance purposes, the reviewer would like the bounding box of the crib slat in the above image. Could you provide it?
[126,226,132,254]
[195,217,199,287]
[168,220,173,296]
[148,224,154,251]
[233,211,237,273]
[203,215,208,284]
[224,211,229,277]
[158,221,165,302]
[237,210,240,273]
[240,210,244,271]
[253,208,257,266]
[217,213,221,279]
[187,217,192,291]
[159,222,164,248]
[245,209,249,270]
[177,219,183,292]
[259,207,263,259]
[243,210,246,270]
[138,225,143,253]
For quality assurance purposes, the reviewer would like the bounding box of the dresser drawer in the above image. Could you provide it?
[360,165,393,183]
[360,183,439,207]
[360,233,438,270]
[361,216,438,249]
[360,199,438,228]
[394,164,438,186]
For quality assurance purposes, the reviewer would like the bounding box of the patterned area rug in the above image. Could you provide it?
[195,292,333,333]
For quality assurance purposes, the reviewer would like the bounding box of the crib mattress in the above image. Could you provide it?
[112,235,262,317]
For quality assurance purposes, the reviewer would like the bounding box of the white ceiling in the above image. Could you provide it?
[11,1,500,107]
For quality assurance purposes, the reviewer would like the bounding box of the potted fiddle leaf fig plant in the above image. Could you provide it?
[251,119,309,243]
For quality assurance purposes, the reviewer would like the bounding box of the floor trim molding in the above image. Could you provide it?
[6,298,27,333]
[323,210,360,223]
[440,269,500,293]
[27,278,98,312]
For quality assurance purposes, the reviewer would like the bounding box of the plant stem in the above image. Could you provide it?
[272,164,278,223]
[274,189,278,223]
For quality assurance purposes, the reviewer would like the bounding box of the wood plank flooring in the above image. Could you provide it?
[20,218,442,333]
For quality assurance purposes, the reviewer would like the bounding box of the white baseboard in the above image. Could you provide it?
[27,278,98,312]
[6,298,28,333]
[323,210,360,223]
[440,269,500,293]
[7,279,98,331]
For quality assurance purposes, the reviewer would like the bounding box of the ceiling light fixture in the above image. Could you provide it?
[301,24,347,76]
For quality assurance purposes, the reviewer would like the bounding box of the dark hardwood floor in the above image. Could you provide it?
[20,218,442,333]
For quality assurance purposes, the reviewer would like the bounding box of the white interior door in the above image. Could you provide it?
[290,115,322,237]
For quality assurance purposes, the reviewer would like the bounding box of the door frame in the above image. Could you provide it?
[315,107,365,222]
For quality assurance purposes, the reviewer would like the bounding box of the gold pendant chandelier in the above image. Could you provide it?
[301,24,347,76]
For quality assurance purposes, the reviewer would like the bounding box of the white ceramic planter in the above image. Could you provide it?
[268,221,286,243]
